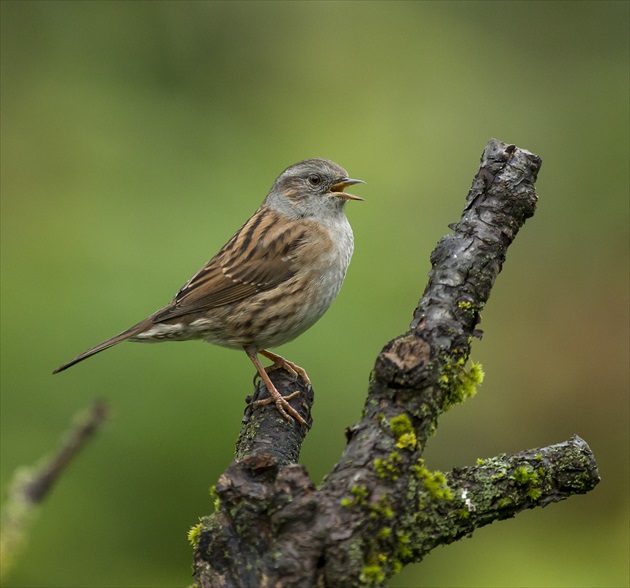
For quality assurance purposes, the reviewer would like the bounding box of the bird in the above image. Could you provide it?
[53,158,364,426]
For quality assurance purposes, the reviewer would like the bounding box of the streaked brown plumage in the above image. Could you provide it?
[53,158,364,425]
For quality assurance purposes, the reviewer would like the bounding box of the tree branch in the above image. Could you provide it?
[191,139,600,587]
[235,370,313,466]
[0,400,109,581]
[398,434,599,561]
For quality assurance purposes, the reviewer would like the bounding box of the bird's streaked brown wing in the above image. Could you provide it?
[152,206,306,322]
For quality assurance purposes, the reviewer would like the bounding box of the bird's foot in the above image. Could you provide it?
[252,388,306,426]
[259,350,311,387]
[245,348,309,427]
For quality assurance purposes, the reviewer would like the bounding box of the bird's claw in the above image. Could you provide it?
[252,390,308,427]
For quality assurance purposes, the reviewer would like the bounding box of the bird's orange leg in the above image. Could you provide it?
[245,348,308,426]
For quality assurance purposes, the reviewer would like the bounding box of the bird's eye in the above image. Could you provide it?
[307,174,321,186]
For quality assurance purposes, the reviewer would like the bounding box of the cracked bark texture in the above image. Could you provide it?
[191,139,600,587]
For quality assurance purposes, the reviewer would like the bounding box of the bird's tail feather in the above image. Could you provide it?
[53,318,152,374]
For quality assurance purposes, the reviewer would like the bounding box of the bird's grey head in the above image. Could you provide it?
[265,158,364,220]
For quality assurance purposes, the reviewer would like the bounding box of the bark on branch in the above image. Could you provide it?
[191,139,600,587]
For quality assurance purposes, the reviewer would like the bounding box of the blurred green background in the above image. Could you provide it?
[1,1,628,586]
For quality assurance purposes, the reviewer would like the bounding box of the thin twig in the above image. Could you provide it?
[0,399,109,580]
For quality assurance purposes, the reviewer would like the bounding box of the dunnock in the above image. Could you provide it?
[54,158,364,426]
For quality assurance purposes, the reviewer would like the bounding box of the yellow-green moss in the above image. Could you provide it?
[367,493,394,521]
[397,432,417,450]
[390,414,412,438]
[440,360,484,409]
[411,459,453,500]
[512,464,542,501]
[513,465,539,485]
[396,531,413,560]
[374,452,402,481]
[341,484,370,508]
[353,485,369,503]
[187,522,202,548]
[389,414,418,451]
[527,487,542,500]
[377,527,392,540]
[208,484,220,511]
[360,564,386,584]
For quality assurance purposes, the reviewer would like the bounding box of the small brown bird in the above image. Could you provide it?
[54,159,364,426]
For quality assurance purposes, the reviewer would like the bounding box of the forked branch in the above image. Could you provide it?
[191,139,599,588]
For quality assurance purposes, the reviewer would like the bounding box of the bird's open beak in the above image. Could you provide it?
[331,177,366,201]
